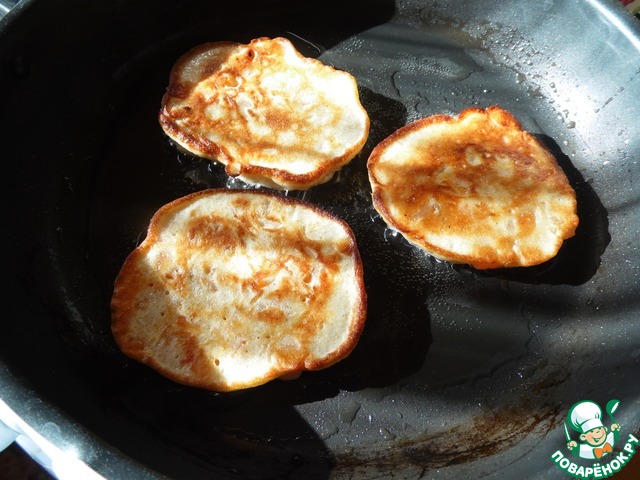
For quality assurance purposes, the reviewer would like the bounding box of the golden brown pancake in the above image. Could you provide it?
[367,106,579,269]
[111,189,367,392]
[159,37,370,190]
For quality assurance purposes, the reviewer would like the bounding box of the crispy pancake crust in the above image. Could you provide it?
[368,106,579,269]
[159,37,370,190]
[111,189,367,392]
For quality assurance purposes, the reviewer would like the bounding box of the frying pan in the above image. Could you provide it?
[1,0,639,478]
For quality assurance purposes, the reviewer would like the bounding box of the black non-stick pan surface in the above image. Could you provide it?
[1,0,639,478]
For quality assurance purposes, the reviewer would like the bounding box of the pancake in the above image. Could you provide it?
[367,106,579,269]
[159,37,370,190]
[111,189,367,392]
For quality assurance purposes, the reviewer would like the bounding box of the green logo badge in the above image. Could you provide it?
[550,399,639,479]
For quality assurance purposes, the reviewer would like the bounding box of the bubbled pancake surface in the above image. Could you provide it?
[367,106,579,270]
[159,37,370,190]
[111,189,367,392]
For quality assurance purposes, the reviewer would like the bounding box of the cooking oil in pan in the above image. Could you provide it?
[90,15,599,398]
[83,14,619,479]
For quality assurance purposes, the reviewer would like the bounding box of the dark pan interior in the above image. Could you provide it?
[1,1,639,479]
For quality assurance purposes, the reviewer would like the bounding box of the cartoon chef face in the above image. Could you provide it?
[581,426,609,446]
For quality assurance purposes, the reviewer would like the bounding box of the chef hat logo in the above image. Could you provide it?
[568,400,604,434]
